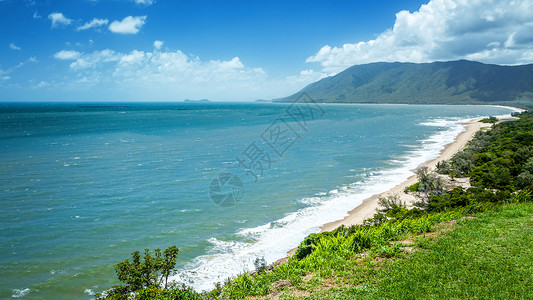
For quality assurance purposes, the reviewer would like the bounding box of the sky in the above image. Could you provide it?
[1,0,532,102]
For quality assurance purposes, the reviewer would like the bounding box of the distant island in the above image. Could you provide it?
[276,60,533,108]
[254,99,272,103]
[184,99,211,103]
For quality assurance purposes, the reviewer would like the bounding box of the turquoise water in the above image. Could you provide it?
[0,102,515,298]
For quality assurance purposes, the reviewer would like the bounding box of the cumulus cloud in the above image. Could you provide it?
[307,0,533,73]
[48,12,72,28]
[153,40,164,50]
[54,50,81,60]
[10,43,21,51]
[77,18,109,31]
[47,42,319,100]
[132,0,153,5]
[285,69,329,84]
[109,16,146,34]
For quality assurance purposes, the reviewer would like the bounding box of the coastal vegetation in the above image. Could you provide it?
[99,112,533,299]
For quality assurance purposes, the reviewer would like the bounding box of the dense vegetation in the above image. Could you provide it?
[99,112,533,299]
[276,60,533,107]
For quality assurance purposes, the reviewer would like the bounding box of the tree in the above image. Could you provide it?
[377,194,405,213]
[98,246,180,299]
[414,166,445,203]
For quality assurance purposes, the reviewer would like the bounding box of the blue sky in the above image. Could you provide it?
[1,0,533,102]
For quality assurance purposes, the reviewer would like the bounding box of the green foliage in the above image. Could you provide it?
[135,284,201,300]
[479,116,498,123]
[404,181,420,192]
[96,246,200,300]
[294,233,320,260]
[510,189,532,203]
[412,166,445,203]
[372,243,404,258]
[377,194,405,213]
[253,257,267,274]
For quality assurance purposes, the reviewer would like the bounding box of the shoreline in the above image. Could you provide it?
[319,111,522,233]
[283,109,523,258]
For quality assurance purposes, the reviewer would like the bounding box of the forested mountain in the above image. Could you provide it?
[277,60,533,105]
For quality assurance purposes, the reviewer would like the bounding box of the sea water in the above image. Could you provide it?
[0,102,515,298]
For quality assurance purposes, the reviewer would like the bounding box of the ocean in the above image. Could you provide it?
[0,102,515,299]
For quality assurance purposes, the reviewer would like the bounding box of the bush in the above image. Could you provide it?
[480,116,498,123]
[377,194,405,212]
[294,233,321,260]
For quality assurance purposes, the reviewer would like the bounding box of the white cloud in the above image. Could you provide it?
[48,42,318,101]
[77,18,109,31]
[153,40,164,50]
[33,11,41,19]
[48,12,72,28]
[10,43,21,51]
[285,69,329,84]
[34,81,49,88]
[132,0,153,5]
[69,49,121,69]
[54,50,81,60]
[0,68,10,81]
[109,16,146,34]
[307,0,533,73]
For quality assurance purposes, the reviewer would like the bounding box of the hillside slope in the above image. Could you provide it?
[277,60,533,104]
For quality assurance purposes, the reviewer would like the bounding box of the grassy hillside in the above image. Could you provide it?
[249,202,533,299]
[99,113,533,299]
[277,60,533,107]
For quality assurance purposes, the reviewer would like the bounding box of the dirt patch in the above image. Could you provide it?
[395,216,476,252]
[264,280,292,300]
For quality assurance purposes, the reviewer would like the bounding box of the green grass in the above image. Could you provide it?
[210,211,464,299]
[365,203,533,299]
[262,202,533,300]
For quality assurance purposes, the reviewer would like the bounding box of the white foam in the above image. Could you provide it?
[12,288,30,298]
[84,289,95,296]
[170,118,467,292]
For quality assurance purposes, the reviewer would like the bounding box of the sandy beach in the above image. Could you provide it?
[319,111,522,233]
[282,112,520,259]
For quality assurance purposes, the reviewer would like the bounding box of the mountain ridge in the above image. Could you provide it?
[276,60,533,105]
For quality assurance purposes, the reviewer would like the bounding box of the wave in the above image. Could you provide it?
[170,117,467,292]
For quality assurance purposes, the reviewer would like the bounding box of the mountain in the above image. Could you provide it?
[276,60,533,105]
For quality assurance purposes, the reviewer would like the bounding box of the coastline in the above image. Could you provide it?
[319,110,522,233]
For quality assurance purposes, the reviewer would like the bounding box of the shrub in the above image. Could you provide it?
[377,194,406,212]
[294,233,320,260]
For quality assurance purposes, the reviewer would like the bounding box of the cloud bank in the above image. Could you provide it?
[307,0,533,73]
[48,41,325,101]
